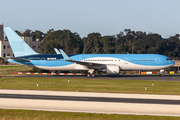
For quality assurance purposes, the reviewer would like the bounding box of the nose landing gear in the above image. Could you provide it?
[159,69,164,77]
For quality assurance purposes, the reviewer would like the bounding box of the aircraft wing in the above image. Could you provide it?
[59,49,106,69]
[72,60,106,69]
[7,56,31,62]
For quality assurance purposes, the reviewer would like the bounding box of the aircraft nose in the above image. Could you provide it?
[170,60,175,65]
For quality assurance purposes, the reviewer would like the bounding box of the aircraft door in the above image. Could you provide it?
[124,57,128,64]
[41,57,45,64]
[156,57,160,64]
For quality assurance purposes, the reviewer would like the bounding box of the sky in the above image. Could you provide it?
[0,0,180,38]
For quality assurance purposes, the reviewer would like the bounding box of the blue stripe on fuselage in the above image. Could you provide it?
[11,54,172,67]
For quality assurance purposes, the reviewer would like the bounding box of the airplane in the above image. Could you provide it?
[4,27,175,77]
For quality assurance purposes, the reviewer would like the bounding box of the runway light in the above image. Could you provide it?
[37,82,38,87]
[152,82,154,86]
[68,79,69,83]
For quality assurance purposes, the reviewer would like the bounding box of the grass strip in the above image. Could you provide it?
[0,109,179,120]
[1,77,180,95]
[0,65,32,75]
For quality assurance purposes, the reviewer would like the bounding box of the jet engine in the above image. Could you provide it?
[100,65,120,75]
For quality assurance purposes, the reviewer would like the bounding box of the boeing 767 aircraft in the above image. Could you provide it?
[4,27,175,77]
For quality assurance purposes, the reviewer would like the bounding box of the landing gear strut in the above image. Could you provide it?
[87,69,95,77]
[159,69,164,77]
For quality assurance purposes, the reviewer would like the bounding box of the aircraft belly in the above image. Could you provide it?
[121,61,174,71]
[35,64,88,71]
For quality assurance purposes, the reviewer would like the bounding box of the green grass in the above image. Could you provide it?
[0,65,32,75]
[0,109,179,120]
[1,77,180,95]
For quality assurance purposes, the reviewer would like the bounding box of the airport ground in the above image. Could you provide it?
[1,109,179,120]
[1,65,180,119]
[4,74,180,81]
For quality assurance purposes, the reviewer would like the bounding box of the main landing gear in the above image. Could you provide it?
[87,69,95,77]
[87,73,95,77]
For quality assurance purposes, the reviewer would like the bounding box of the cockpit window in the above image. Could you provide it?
[166,58,170,61]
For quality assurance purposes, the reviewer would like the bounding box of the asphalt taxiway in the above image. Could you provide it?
[1,89,180,116]
[2,74,180,81]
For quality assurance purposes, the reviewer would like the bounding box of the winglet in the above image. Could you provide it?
[54,48,61,54]
[59,49,71,61]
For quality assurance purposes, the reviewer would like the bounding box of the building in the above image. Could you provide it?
[0,24,4,58]
[0,24,42,61]
[20,36,42,53]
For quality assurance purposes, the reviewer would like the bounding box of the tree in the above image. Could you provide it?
[166,34,180,58]
[100,36,116,54]
[31,30,44,41]
[82,33,102,53]
[115,31,128,53]
[40,29,83,54]
[15,30,22,36]
[22,29,32,37]
[12,27,180,58]
[47,29,54,35]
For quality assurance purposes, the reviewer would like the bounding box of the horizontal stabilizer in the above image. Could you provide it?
[7,56,31,62]
[54,48,61,54]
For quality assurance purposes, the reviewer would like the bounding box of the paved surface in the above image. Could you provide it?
[1,89,180,116]
[1,93,180,105]
[2,74,180,81]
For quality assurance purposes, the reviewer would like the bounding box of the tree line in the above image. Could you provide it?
[15,28,180,59]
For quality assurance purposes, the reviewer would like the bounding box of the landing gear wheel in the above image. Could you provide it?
[87,73,95,77]
[91,74,95,77]
[87,73,91,77]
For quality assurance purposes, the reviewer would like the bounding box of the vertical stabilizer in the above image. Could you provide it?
[4,27,38,57]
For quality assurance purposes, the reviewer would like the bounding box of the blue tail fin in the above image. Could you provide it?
[4,27,38,57]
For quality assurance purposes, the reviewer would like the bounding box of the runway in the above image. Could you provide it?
[1,93,180,105]
[2,74,180,81]
[1,89,180,116]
